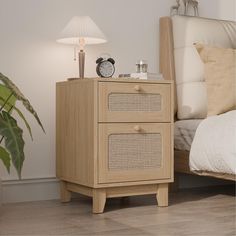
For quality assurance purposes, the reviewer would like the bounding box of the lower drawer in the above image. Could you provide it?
[98,123,172,184]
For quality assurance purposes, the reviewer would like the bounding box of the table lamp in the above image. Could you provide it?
[57,16,107,79]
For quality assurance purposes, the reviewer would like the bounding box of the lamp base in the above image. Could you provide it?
[79,50,85,79]
[67,77,80,81]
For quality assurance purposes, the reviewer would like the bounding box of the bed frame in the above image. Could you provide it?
[159,16,236,182]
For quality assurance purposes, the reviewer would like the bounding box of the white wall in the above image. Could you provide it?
[0,0,172,181]
[0,0,234,202]
[218,0,236,21]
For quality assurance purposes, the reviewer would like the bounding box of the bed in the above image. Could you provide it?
[159,15,236,181]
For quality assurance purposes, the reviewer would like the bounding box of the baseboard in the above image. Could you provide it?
[1,177,60,204]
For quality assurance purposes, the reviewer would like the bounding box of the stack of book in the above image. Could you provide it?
[119,72,163,80]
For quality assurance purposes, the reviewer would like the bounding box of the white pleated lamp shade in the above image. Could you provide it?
[57,16,107,45]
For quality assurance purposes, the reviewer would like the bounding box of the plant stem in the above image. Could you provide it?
[7,105,14,113]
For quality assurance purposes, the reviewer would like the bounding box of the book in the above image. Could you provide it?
[119,72,163,80]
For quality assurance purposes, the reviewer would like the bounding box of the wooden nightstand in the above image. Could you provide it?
[56,78,173,213]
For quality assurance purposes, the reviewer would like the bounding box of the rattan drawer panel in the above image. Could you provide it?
[108,133,162,170]
[108,93,161,112]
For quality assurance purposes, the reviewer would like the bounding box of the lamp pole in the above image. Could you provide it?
[78,38,85,79]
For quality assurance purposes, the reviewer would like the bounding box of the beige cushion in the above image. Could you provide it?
[195,44,236,116]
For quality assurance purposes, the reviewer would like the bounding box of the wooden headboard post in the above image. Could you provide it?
[159,16,177,114]
[159,17,175,81]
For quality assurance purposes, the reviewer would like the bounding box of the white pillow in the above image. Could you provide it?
[172,15,236,119]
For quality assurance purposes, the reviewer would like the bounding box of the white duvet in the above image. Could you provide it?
[190,110,236,175]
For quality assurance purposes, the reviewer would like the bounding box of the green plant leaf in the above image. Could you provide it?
[0,73,45,133]
[0,145,11,173]
[0,96,33,140]
[13,106,33,141]
[0,111,25,179]
[0,84,16,111]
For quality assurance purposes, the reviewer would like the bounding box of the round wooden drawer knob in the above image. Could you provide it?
[134,85,141,91]
[134,125,141,131]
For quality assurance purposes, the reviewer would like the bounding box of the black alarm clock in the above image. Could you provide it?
[96,56,115,78]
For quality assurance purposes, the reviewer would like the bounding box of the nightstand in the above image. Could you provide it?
[56,78,173,213]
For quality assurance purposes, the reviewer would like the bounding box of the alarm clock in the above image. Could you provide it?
[96,56,115,78]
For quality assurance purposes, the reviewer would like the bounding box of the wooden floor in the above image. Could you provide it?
[0,185,235,236]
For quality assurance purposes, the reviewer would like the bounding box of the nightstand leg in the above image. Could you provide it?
[93,189,106,214]
[156,183,168,207]
[60,181,71,203]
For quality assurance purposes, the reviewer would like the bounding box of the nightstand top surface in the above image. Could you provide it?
[56,77,173,86]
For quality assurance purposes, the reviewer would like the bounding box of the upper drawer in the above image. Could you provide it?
[98,82,171,122]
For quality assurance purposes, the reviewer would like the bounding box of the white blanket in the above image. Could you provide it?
[190,110,236,175]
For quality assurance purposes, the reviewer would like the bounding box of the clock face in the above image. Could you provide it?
[97,60,115,78]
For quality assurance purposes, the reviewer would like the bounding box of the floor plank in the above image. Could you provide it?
[0,185,235,236]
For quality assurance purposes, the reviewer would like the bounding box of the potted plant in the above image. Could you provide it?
[0,72,44,205]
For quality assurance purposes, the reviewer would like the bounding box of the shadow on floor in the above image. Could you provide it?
[169,184,235,206]
[71,184,235,212]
